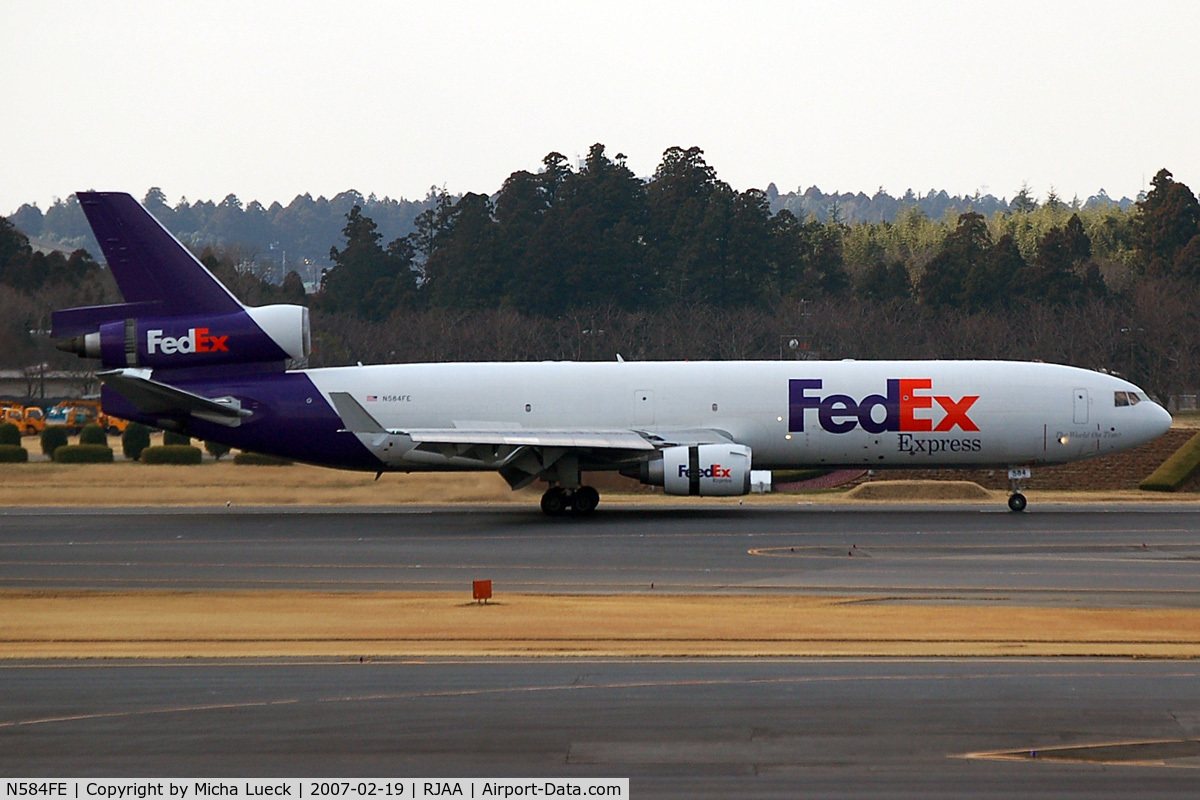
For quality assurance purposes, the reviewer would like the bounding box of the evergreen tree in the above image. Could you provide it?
[1015,214,1101,304]
[318,206,416,321]
[1134,168,1200,276]
[918,212,991,307]
[857,257,911,303]
[423,193,504,308]
[645,146,724,305]
[515,144,650,315]
[962,233,1023,311]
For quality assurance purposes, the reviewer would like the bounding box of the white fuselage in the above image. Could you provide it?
[303,359,1172,471]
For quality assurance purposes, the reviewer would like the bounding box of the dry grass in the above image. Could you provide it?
[846,480,992,501]
[0,461,539,506]
[4,591,1200,659]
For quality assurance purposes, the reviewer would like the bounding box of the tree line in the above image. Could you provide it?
[307,154,1200,402]
[1,146,1199,405]
[9,189,428,287]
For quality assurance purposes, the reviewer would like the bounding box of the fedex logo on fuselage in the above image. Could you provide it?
[789,378,979,434]
[146,327,230,355]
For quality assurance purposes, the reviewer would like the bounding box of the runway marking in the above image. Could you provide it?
[750,543,1200,556]
[961,737,1200,769]
[3,669,1198,731]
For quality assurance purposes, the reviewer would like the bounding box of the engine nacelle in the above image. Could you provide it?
[632,444,753,496]
[57,304,310,370]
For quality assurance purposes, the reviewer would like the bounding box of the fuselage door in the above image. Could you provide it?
[1073,388,1089,424]
[634,390,655,426]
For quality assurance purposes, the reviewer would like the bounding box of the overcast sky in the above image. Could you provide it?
[4,1,1199,215]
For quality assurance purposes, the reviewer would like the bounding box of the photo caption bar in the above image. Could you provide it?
[1,780,629,800]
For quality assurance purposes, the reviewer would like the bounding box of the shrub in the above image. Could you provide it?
[53,444,114,463]
[1140,431,1200,492]
[41,426,69,457]
[140,445,203,465]
[123,423,152,461]
[0,444,28,462]
[234,451,294,466]
[79,424,108,446]
[204,440,232,460]
[163,430,192,446]
[0,422,19,446]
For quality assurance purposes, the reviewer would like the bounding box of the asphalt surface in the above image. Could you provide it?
[3,657,1200,797]
[1,504,1199,605]
[4,504,1200,795]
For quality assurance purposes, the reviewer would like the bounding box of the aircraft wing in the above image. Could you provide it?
[99,369,252,426]
[328,392,728,451]
[402,429,656,450]
[327,391,740,489]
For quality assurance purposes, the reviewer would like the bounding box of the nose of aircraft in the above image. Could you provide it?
[1145,401,1173,440]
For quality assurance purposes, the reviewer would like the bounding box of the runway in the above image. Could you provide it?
[4,504,1200,795]
[2,504,1199,605]
[3,657,1200,796]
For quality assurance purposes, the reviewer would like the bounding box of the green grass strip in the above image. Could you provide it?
[1140,431,1200,492]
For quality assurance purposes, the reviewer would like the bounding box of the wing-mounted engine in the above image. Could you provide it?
[628,444,753,496]
[54,304,310,370]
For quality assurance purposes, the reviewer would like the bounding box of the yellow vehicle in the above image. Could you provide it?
[0,403,45,436]
[45,403,98,436]
[45,399,128,436]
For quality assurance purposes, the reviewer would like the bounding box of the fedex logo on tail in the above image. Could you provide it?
[146,327,230,355]
[789,378,979,434]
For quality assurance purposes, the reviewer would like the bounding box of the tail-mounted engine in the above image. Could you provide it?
[54,304,309,370]
[626,444,753,496]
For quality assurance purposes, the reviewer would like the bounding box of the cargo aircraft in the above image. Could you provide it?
[54,192,1172,514]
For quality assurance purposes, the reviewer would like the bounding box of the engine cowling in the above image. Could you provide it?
[634,444,753,496]
[57,304,310,370]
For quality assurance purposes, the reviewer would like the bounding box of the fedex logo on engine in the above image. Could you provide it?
[678,464,733,479]
[789,379,979,434]
[146,327,230,355]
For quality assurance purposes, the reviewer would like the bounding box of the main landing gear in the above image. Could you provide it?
[540,485,600,517]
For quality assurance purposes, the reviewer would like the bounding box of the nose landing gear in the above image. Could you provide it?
[1007,466,1030,512]
[540,485,600,517]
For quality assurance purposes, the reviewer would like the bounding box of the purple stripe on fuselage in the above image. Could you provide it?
[102,372,382,471]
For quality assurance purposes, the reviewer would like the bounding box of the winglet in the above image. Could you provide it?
[329,392,387,434]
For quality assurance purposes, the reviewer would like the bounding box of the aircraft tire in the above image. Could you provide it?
[572,486,600,515]
[541,487,569,516]
[1008,492,1027,513]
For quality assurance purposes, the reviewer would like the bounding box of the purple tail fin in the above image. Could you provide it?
[54,192,310,372]
[76,191,243,316]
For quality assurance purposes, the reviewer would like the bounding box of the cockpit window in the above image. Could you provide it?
[1115,391,1142,407]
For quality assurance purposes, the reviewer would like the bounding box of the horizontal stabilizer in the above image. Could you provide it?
[52,301,162,338]
[99,369,252,426]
